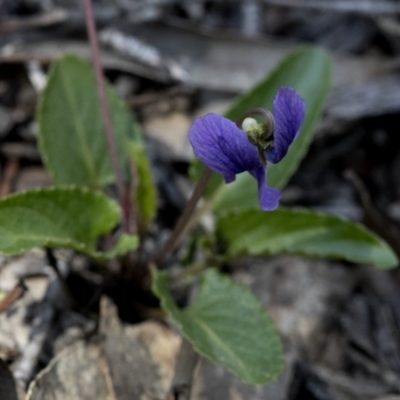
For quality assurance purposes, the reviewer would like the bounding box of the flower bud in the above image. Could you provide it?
[238,109,275,163]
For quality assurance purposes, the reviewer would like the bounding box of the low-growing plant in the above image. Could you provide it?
[0,42,397,388]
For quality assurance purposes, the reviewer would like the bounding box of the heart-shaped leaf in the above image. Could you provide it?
[152,268,283,385]
[0,187,137,259]
[38,54,139,188]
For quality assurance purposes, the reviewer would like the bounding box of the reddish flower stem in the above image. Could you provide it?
[152,167,213,266]
[82,0,130,233]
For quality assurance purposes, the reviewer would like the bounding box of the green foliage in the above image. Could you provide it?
[0,187,137,259]
[151,268,283,384]
[217,208,398,269]
[211,171,258,213]
[190,46,332,212]
[23,44,391,390]
[101,233,139,260]
[128,141,157,231]
[38,54,139,189]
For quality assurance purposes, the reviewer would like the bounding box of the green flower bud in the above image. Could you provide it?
[239,110,275,164]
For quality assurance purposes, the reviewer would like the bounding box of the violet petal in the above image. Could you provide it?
[189,113,282,211]
[266,87,305,163]
[188,113,261,182]
[249,165,281,211]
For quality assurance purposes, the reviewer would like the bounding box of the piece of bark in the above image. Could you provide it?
[27,297,181,400]
[1,24,389,92]
[323,74,400,134]
[26,340,116,400]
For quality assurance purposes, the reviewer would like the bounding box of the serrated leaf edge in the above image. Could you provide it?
[37,53,134,188]
[217,207,398,268]
[0,185,121,259]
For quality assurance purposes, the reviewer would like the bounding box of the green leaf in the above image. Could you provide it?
[191,46,332,212]
[151,268,283,385]
[211,171,258,213]
[0,291,5,302]
[217,208,398,269]
[128,141,157,231]
[0,186,124,258]
[101,233,139,260]
[38,54,138,188]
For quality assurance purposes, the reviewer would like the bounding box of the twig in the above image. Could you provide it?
[0,55,53,64]
[0,281,26,314]
[83,0,131,233]
[348,348,400,392]
[0,9,68,32]
[345,170,400,262]
[152,167,213,266]
[0,157,19,197]
[261,0,400,15]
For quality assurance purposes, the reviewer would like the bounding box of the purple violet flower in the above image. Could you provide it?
[188,86,305,211]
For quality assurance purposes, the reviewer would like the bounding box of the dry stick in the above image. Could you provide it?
[261,0,400,15]
[0,55,52,64]
[345,169,400,261]
[83,0,131,233]
[0,157,19,197]
[0,281,26,314]
[152,167,213,266]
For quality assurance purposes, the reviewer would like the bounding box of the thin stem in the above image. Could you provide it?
[152,167,213,266]
[82,0,130,233]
